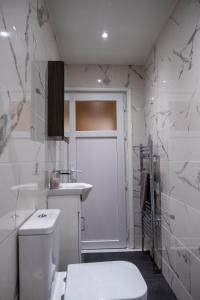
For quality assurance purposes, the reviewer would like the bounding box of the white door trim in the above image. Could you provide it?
[64,88,134,248]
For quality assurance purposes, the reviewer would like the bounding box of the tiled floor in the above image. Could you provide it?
[82,251,177,300]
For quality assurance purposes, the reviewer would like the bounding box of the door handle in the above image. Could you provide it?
[81,217,85,231]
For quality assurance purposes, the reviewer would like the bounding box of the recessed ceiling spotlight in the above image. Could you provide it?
[12,26,17,31]
[162,80,167,84]
[101,32,108,39]
[0,31,10,37]
[97,79,102,83]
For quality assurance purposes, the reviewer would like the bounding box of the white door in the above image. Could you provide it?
[65,92,127,249]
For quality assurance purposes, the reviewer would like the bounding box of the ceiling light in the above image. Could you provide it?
[97,79,102,83]
[13,26,17,31]
[0,31,10,37]
[162,80,167,84]
[101,32,108,39]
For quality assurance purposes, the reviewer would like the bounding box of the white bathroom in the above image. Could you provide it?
[0,0,200,299]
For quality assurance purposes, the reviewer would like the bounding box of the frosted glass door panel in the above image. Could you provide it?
[64,101,70,132]
[76,101,117,131]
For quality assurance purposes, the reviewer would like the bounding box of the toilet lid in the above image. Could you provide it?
[65,261,147,300]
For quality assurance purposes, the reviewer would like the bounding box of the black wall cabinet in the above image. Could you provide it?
[48,61,64,139]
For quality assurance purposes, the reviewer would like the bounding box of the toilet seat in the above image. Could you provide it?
[64,261,147,300]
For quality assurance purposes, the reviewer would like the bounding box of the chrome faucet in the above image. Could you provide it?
[49,169,82,188]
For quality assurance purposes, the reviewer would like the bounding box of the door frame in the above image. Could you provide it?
[64,88,134,248]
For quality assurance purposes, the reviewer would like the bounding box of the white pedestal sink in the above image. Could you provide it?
[47,182,93,270]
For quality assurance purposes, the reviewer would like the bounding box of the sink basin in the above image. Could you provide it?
[47,183,93,200]
[11,183,39,191]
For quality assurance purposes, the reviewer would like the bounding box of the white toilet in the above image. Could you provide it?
[18,209,147,300]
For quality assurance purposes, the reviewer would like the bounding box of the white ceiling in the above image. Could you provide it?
[48,0,177,65]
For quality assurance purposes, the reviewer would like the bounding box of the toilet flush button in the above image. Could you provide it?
[38,214,47,218]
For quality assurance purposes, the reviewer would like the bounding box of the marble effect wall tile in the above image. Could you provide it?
[162,259,193,300]
[162,223,200,300]
[144,0,200,299]
[161,193,200,261]
[0,0,60,299]
[0,231,18,300]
